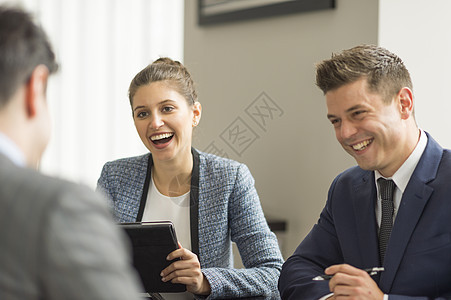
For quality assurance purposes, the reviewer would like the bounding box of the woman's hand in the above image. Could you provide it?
[160,244,211,295]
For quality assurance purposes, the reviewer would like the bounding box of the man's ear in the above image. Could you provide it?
[24,65,49,118]
[397,87,414,120]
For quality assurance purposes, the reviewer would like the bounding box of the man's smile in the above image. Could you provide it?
[350,138,374,151]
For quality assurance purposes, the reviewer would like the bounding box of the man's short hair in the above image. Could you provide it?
[0,6,58,108]
[316,44,412,102]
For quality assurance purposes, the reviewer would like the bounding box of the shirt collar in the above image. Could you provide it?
[375,129,427,193]
[0,131,26,167]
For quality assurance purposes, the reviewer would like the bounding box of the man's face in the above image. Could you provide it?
[325,78,410,177]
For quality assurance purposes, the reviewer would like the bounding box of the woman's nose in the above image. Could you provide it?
[150,114,164,129]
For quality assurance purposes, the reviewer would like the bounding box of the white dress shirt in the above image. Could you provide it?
[0,132,25,166]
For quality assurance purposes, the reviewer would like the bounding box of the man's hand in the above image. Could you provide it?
[326,264,384,300]
[160,244,211,295]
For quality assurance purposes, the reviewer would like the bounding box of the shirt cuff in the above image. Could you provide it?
[318,293,333,300]
[318,292,387,299]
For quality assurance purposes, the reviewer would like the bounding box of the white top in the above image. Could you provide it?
[142,175,192,300]
[0,132,25,166]
[142,175,191,250]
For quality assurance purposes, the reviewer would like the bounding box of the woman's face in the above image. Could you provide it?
[132,81,201,163]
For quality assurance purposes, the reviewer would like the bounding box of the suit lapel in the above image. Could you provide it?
[352,171,381,270]
[379,133,442,292]
[190,148,200,256]
[136,154,153,222]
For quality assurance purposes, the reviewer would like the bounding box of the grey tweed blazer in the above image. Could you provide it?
[97,148,284,299]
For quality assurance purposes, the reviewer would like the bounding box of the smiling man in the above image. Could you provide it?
[278,45,451,299]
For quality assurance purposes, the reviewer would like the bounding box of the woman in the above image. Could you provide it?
[97,58,283,299]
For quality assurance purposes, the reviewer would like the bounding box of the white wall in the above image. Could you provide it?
[184,0,379,257]
[0,0,19,4]
[379,0,451,148]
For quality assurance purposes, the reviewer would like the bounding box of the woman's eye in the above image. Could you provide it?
[162,106,174,113]
[136,111,148,118]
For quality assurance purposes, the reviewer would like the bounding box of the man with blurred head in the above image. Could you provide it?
[279,45,451,299]
[0,6,143,299]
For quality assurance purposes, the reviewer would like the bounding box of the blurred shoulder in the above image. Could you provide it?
[0,160,105,213]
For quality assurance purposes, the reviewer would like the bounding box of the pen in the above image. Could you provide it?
[312,267,385,281]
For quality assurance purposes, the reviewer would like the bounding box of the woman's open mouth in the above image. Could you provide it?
[150,133,174,145]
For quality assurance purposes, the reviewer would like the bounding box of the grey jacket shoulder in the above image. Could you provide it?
[0,155,99,211]
[0,155,143,299]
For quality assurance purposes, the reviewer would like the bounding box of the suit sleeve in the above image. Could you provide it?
[201,164,284,299]
[39,184,144,300]
[278,176,344,300]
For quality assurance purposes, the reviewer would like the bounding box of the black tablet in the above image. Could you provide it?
[120,221,186,293]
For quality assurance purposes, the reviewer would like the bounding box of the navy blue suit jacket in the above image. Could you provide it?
[279,133,451,299]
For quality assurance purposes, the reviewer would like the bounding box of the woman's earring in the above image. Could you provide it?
[192,121,198,127]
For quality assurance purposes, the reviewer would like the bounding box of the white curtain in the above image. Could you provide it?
[11,0,184,187]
